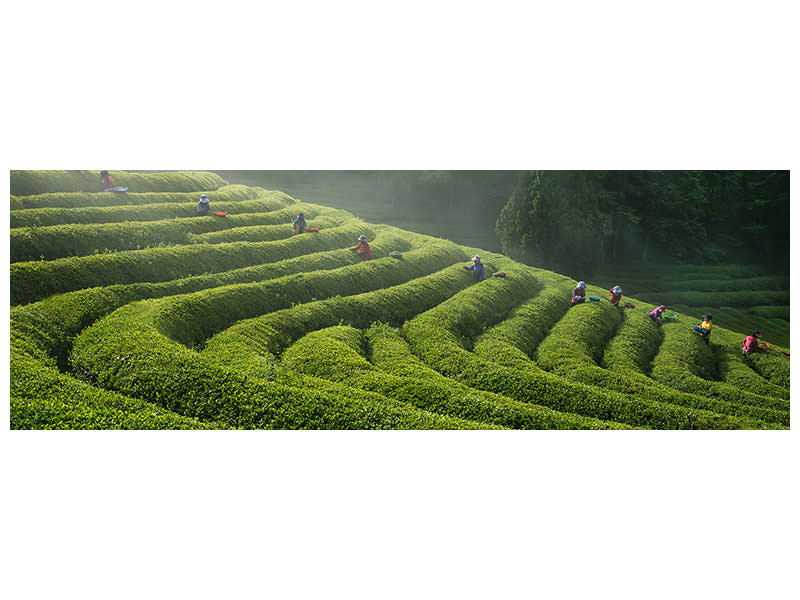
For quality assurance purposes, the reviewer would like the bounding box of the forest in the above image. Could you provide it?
[495,170,789,277]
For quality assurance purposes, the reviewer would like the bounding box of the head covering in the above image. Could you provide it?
[200,194,208,199]
[612,285,622,293]
[298,213,304,218]
[473,255,481,262]
[752,331,762,337]
[703,314,712,320]
[578,281,586,288]
[358,235,367,241]
[659,305,665,310]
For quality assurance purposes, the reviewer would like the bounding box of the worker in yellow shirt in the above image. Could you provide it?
[693,314,713,344]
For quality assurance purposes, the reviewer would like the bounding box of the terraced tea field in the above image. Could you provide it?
[10,171,790,429]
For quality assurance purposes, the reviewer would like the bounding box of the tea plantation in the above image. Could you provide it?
[10,170,790,429]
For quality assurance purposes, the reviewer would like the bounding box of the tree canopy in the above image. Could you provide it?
[495,171,789,276]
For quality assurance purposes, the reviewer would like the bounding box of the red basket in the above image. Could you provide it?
[213,211,227,217]
[758,342,770,350]
[307,227,320,232]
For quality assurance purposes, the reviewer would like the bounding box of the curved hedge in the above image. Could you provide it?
[649,322,789,413]
[9,187,289,227]
[11,221,373,305]
[472,280,573,366]
[469,289,786,426]
[363,324,631,429]
[69,301,492,430]
[153,240,468,347]
[636,290,789,308]
[11,353,223,430]
[10,202,349,262]
[200,264,476,370]
[402,269,777,429]
[10,170,227,196]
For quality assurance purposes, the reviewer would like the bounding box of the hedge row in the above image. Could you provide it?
[11,221,373,305]
[69,300,492,430]
[200,264,478,370]
[362,324,631,429]
[472,279,573,367]
[185,215,346,245]
[594,263,763,280]
[9,188,290,227]
[469,291,787,426]
[743,348,791,389]
[649,319,789,413]
[401,268,779,429]
[10,229,414,376]
[635,290,789,308]
[11,184,278,227]
[608,276,789,295]
[152,240,469,347]
[747,305,790,320]
[10,203,348,262]
[602,301,664,375]
[535,289,623,373]
[10,353,223,430]
[280,325,631,429]
[712,332,789,401]
[10,170,227,196]
[667,304,790,349]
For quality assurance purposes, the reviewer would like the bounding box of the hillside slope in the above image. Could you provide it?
[9,170,790,430]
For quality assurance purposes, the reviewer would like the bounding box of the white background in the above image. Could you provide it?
[1,1,797,599]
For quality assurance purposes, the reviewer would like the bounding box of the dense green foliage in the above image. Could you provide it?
[9,187,287,227]
[10,170,227,196]
[496,170,789,274]
[9,170,789,429]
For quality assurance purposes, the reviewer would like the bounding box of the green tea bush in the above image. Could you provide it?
[200,264,476,368]
[636,290,789,308]
[10,353,223,430]
[11,222,372,305]
[186,216,344,245]
[69,301,491,430]
[535,291,623,372]
[154,240,468,347]
[649,322,789,412]
[11,201,347,261]
[10,170,227,196]
[364,324,631,429]
[402,275,776,429]
[472,281,573,367]
[471,293,787,425]
[9,188,290,227]
[281,326,631,429]
[745,350,790,389]
[713,337,789,400]
[610,276,788,294]
[748,305,790,320]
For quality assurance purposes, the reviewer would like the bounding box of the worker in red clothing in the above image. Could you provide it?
[571,281,587,306]
[609,285,623,307]
[741,331,763,355]
[100,170,115,191]
[349,235,372,260]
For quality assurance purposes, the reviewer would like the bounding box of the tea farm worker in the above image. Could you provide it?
[293,213,307,235]
[742,331,763,355]
[349,235,373,260]
[100,170,115,191]
[463,255,485,282]
[649,305,666,325]
[694,314,712,344]
[197,194,211,216]
[609,285,623,307]
[571,281,587,305]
